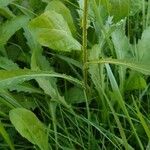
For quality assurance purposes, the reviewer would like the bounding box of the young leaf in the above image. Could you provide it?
[9,108,48,150]
[29,11,81,52]
[45,0,76,35]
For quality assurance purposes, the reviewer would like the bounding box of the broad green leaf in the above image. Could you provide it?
[0,0,14,7]
[9,108,48,150]
[0,16,29,45]
[137,27,150,62]
[29,11,81,52]
[45,0,76,35]
[0,121,14,150]
[0,69,83,89]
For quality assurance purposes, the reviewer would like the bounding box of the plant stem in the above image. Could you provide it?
[82,1,91,149]
[82,0,88,90]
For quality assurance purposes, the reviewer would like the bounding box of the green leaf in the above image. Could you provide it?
[45,0,76,35]
[9,83,43,94]
[88,58,150,75]
[98,0,141,21]
[0,69,83,89]
[137,27,150,62]
[9,108,48,150]
[24,28,70,108]
[111,27,131,59]
[109,0,129,22]
[88,45,104,97]
[29,11,81,52]
[111,27,132,91]
[99,0,130,22]
[0,16,29,45]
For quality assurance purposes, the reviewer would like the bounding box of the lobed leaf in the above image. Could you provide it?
[0,16,29,45]
[0,69,83,89]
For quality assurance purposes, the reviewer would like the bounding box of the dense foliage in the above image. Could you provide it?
[0,0,150,149]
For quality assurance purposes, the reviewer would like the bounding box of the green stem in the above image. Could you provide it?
[82,0,88,90]
[82,1,91,149]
